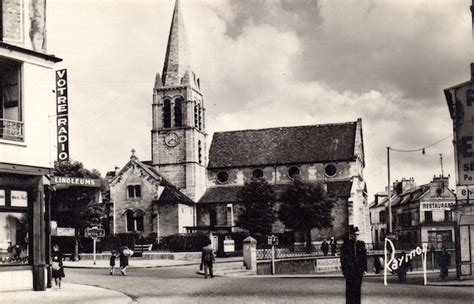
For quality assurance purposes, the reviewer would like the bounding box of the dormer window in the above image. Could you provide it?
[127,185,141,198]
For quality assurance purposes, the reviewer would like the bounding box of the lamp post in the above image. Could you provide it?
[387,147,392,234]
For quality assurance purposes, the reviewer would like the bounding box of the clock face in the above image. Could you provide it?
[164,132,179,147]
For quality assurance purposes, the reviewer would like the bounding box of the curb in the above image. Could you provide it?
[64,262,201,269]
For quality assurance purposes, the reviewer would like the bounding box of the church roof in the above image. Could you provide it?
[208,122,358,168]
[198,181,353,204]
[161,0,192,87]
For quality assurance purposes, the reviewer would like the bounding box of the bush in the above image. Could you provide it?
[159,233,210,252]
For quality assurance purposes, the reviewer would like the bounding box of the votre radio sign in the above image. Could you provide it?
[56,69,69,162]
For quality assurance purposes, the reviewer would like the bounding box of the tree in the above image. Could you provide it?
[278,179,333,252]
[237,178,276,241]
[51,160,105,256]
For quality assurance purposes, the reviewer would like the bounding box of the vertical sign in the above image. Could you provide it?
[56,69,69,162]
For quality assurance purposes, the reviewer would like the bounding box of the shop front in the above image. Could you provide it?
[0,165,51,291]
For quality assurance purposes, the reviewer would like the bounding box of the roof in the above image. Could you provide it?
[208,122,358,169]
[161,0,192,86]
[198,181,353,204]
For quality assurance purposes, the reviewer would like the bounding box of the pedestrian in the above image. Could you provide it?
[397,252,409,283]
[120,246,133,276]
[330,237,338,256]
[51,244,65,289]
[320,239,329,256]
[109,250,117,275]
[201,239,215,279]
[373,255,383,274]
[340,227,367,304]
[438,247,451,281]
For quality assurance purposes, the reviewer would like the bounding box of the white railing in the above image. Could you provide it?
[1,119,24,141]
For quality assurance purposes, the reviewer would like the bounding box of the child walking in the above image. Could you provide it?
[109,250,117,275]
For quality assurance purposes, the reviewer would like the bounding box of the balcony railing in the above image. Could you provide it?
[0,119,24,141]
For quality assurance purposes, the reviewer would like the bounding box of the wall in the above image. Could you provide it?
[1,60,55,169]
[157,202,178,237]
[110,162,160,235]
[178,203,194,233]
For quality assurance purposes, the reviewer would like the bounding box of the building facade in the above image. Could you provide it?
[0,0,61,291]
[370,177,456,250]
[109,0,370,246]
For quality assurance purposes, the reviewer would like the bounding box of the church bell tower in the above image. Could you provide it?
[151,0,207,202]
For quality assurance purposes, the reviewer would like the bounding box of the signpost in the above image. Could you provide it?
[85,227,105,265]
[223,239,235,253]
[268,235,278,275]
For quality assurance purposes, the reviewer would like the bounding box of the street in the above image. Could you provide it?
[66,266,474,304]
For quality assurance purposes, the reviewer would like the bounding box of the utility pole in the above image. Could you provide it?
[387,147,392,234]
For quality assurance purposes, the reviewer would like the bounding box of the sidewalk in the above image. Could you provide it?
[1,283,134,304]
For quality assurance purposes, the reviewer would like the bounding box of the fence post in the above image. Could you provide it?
[243,236,257,274]
[271,244,275,275]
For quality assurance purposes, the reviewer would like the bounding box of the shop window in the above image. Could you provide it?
[428,230,453,249]
[174,97,183,127]
[252,169,264,179]
[324,164,337,177]
[0,212,29,264]
[0,58,23,141]
[287,166,300,179]
[127,185,141,198]
[163,99,171,128]
[424,211,433,224]
[217,171,229,184]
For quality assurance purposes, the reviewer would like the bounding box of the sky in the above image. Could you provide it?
[46,0,472,199]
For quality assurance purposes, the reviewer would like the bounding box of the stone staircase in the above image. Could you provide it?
[199,261,255,277]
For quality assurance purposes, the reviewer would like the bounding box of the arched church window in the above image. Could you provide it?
[198,105,203,130]
[174,97,183,127]
[163,99,171,128]
[194,102,198,128]
[198,140,202,165]
[135,210,145,232]
[125,210,134,232]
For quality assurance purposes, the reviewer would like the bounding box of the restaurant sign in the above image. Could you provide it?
[420,201,455,211]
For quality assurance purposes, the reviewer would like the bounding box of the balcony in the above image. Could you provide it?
[0,119,24,141]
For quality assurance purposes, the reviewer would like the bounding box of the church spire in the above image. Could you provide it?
[162,0,192,87]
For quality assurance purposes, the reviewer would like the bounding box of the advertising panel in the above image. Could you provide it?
[56,69,69,162]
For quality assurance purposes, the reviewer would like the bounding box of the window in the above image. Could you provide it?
[135,211,144,232]
[174,98,183,127]
[194,103,198,127]
[428,230,453,249]
[217,171,229,184]
[380,210,386,224]
[0,58,23,141]
[444,210,453,222]
[125,210,134,232]
[0,212,29,264]
[324,164,337,177]
[198,104,202,130]
[424,211,433,223]
[287,166,300,179]
[210,208,217,227]
[127,185,141,198]
[252,169,264,179]
[163,99,171,128]
[198,140,202,165]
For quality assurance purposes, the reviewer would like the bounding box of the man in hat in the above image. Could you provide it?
[340,226,367,304]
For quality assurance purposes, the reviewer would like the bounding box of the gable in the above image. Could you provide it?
[208,122,357,169]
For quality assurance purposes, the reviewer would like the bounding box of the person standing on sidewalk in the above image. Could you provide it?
[201,240,215,279]
[109,250,117,275]
[340,227,367,304]
[51,245,65,289]
[330,237,338,256]
[438,247,451,281]
[320,239,329,256]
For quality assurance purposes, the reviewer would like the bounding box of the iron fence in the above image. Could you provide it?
[256,244,339,260]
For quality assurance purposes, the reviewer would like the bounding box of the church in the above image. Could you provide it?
[107,0,370,245]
